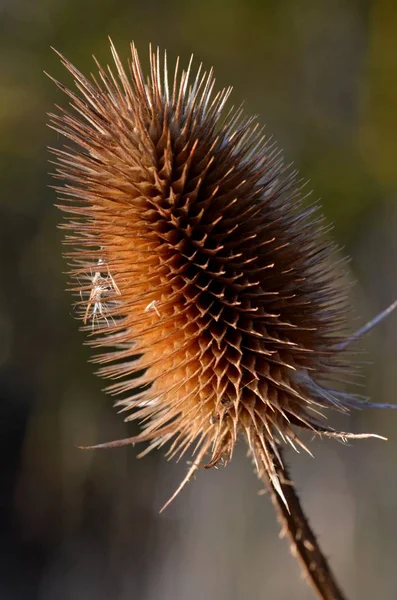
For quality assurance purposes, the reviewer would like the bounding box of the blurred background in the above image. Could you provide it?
[1,0,397,598]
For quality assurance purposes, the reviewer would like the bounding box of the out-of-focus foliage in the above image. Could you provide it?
[1,1,397,599]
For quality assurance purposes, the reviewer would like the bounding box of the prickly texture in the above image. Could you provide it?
[49,43,362,505]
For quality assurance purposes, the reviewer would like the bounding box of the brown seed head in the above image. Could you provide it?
[49,41,374,507]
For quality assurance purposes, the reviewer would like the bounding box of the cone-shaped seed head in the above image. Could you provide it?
[49,42,367,504]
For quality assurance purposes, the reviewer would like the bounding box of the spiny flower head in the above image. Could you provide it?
[49,41,378,508]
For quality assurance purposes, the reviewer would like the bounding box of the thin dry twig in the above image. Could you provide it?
[257,299,397,600]
[258,439,347,600]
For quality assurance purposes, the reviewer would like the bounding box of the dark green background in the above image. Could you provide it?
[1,1,397,598]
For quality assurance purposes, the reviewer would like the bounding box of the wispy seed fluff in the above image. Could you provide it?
[49,42,381,508]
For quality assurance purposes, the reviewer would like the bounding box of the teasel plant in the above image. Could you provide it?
[48,40,397,600]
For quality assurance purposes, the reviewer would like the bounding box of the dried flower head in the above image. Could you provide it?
[49,40,397,600]
[48,41,390,512]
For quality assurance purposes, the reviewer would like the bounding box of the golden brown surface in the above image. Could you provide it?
[50,43,368,506]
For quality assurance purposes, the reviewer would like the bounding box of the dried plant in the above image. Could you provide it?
[48,41,396,600]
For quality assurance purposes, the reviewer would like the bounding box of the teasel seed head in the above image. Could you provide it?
[49,41,383,509]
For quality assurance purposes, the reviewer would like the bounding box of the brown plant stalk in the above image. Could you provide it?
[260,442,347,600]
[48,40,396,600]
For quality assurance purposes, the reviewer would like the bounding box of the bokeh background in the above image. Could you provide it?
[1,1,397,598]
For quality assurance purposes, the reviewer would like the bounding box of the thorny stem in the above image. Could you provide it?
[258,440,347,600]
[255,300,397,600]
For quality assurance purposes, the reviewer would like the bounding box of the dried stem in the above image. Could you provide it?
[258,440,347,600]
